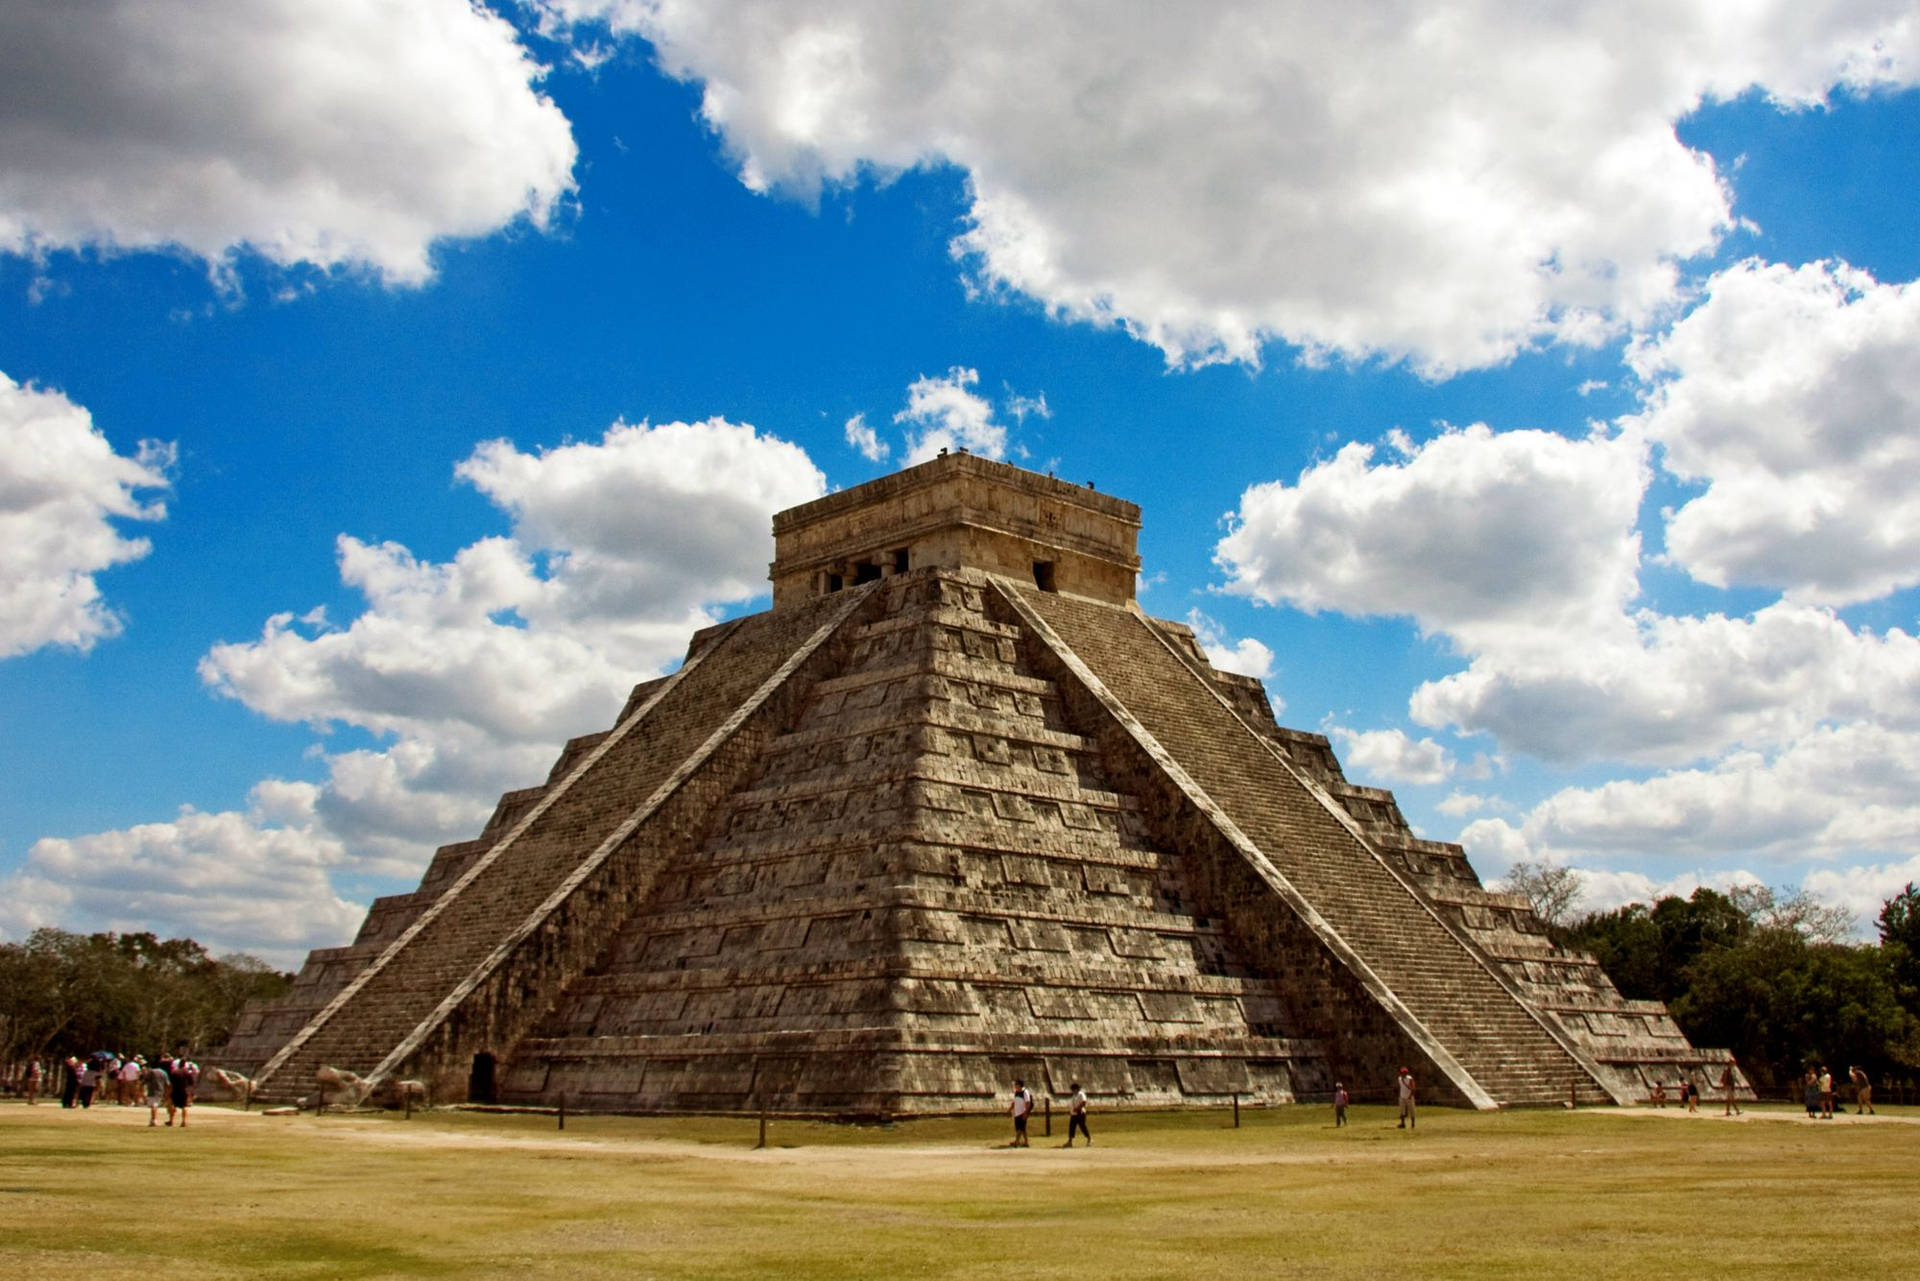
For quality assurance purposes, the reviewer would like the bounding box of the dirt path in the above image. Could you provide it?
[12,1100,1914,1183]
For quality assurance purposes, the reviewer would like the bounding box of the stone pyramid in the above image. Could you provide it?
[220,454,1743,1112]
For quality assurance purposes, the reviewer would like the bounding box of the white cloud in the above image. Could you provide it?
[1185,609,1275,682]
[544,0,1915,373]
[0,0,576,284]
[1804,857,1920,935]
[1330,727,1454,786]
[0,372,171,659]
[1436,791,1487,818]
[1412,601,1920,766]
[1216,424,1648,658]
[16,416,827,959]
[844,412,888,462]
[1630,260,1920,605]
[1478,723,1920,867]
[0,782,364,968]
[892,366,1008,464]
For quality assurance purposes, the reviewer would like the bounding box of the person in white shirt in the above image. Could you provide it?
[1009,1079,1033,1148]
[1396,1067,1417,1129]
[1065,1082,1090,1147]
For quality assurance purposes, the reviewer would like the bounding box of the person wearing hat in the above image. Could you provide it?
[1396,1067,1417,1129]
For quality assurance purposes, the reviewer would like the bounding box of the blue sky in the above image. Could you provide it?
[3,2,1919,964]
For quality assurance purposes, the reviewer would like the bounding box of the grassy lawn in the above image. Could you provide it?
[2,1100,1915,1279]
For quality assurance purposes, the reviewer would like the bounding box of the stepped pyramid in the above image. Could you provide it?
[219,454,1744,1112]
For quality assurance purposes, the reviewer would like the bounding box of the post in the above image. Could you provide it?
[1233,1093,1241,1128]
[1044,1096,1052,1137]
[757,1098,768,1150]
[558,1094,566,1131]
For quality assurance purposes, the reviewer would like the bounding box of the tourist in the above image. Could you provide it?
[23,1059,41,1105]
[1850,1065,1874,1115]
[1803,1069,1821,1118]
[117,1055,141,1105]
[1684,1074,1698,1113]
[1396,1067,1416,1129]
[1719,1064,1741,1117]
[1065,1081,1091,1147]
[1333,1082,1349,1127]
[1649,1080,1666,1108]
[77,1058,100,1109]
[1818,1065,1834,1118]
[170,1055,198,1127]
[59,1056,79,1108]
[1008,1079,1033,1147]
[144,1057,171,1128]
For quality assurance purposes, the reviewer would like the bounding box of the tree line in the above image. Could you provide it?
[0,928,290,1075]
[1508,866,1920,1093]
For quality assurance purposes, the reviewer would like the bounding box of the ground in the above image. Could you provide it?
[2,1100,1914,1278]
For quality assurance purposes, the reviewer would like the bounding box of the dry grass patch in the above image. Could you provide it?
[2,1101,1914,1279]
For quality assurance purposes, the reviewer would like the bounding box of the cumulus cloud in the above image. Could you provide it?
[892,367,1009,464]
[1414,601,1920,766]
[199,418,825,851]
[16,416,827,959]
[0,0,576,283]
[1216,424,1648,658]
[0,372,171,659]
[1326,725,1493,788]
[543,0,1915,372]
[0,782,364,967]
[844,412,888,462]
[1471,723,1920,867]
[1630,260,1920,605]
[1436,791,1488,818]
[1185,609,1275,682]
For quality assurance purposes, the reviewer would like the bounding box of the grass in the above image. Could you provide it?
[2,1100,1915,1279]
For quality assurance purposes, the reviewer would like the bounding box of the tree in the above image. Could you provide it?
[1728,883,1854,943]
[1559,887,1749,1003]
[1877,883,1920,1001]
[1675,928,1917,1090]
[1500,861,1585,928]
[0,928,291,1070]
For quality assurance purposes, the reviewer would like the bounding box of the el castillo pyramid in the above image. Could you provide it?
[220,453,1743,1113]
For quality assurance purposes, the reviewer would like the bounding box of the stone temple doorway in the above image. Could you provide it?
[468,1052,497,1104]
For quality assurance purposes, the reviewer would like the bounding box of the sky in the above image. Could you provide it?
[3,1,1919,967]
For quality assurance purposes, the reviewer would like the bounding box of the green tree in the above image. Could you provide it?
[1877,883,1920,1001]
[0,928,291,1069]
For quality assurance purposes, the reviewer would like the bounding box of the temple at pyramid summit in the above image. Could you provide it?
[219,453,1745,1113]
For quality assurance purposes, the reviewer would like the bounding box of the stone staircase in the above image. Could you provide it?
[1007,582,1611,1107]
[510,571,1327,1113]
[248,590,867,1100]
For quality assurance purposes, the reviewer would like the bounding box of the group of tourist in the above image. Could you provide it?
[9,1051,200,1126]
[1801,1065,1875,1118]
[1009,1067,1418,1141]
[1007,1078,1092,1146]
[1646,1064,1745,1115]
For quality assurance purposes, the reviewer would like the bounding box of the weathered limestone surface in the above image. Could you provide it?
[221,453,1741,1111]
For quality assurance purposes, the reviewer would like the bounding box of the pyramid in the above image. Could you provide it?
[219,454,1743,1112]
